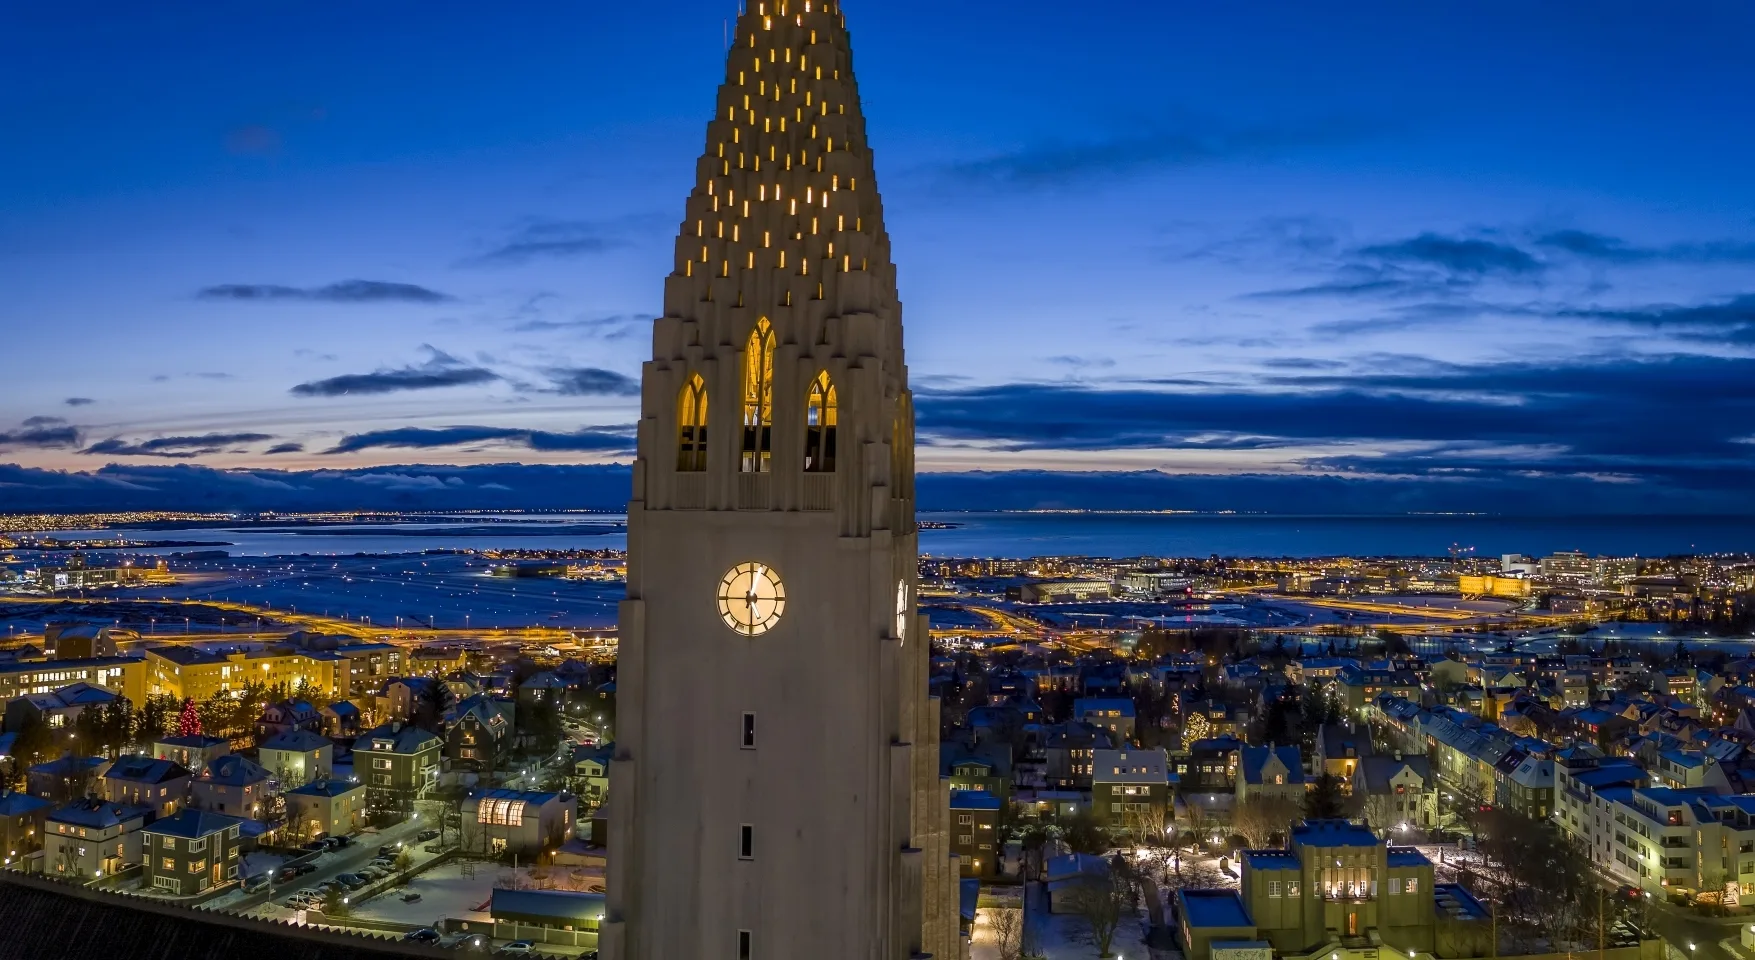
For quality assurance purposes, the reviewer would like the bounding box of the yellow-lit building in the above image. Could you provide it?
[1458,575,1531,600]
[144,647,336,701]
[0,656,145,705]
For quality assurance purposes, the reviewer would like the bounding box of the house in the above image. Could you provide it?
[1042,721,1112,789]
[375,677,440,724]
[44,798,145,881]
[285,779,366,841]
[1045,853,1111,913]
[192,755,269,818]
[1179,736,1244,793]
[0,791,51,862]
[570,743,613,809]
[322,701,362,737]
[1353,754,1438,831]
[942,742,1014,803]
[256,699,322,741]
[150,734,230,772]
[461,788,577,857]
[950,789,1002,879]
[3,682,123,731]
[1072,697,1137,741]
[27,755,110,803]
[258,729,334,789]
[1092,747,1170,833]
[1234,819,1495,959]
[446,693,514,772]
[1177,889,1260,960]
[353,723,442,814]
[1313,723,1375,791]
[98,755,191,820]
[140,809,243,896]
[1236,745,1305,805]
[518,671,570,707]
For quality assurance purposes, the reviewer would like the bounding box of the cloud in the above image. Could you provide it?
[81,432,275,459]
[1046,356,1117,370]
[64,397,95,407]
[1558,293,1755,344]
[463,219,628,267]
[935,118,1372,190]
[323,425,634,455]
[542,368,641,397]
[263,443,305,455]
[197,280,454,304]
[511,314,644,340]
[1536,229,1755,265]
[291,346,499,398]
[1357,234,1542,276]
[0,420,82,451]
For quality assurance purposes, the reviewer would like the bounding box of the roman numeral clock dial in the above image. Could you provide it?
[718,562,787,637]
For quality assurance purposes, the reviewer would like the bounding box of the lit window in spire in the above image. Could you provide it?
[741,318,776,473]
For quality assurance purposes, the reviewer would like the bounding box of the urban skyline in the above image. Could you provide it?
[4,2,1755,516]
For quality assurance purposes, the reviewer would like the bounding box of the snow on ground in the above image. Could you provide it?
[242,852,285,880]
[352,861,580,926]
[973,883,1157,960]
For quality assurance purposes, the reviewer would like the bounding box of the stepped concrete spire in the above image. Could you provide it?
[603,2,959,959]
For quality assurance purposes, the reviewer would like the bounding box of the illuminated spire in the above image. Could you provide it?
[664,0,895,327]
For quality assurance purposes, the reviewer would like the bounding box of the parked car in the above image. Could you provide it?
[301,840,328,852]
[331,834,353,848]
[498,944,535,956]
[416,829,439,842]
[242,873,272,893]
[377,844,400,857]
[402,928,442,944]
[294,863,317,876]
[336,873,367,890]
[400,892,422,904]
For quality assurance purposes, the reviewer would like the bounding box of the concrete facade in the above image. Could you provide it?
[602,3,959,958]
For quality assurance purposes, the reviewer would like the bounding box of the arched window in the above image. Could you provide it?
[804,370,837,473]
[677,373,709,472]
[740,318,776,473]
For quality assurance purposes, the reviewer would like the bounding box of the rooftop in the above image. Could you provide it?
[1180,889,1254,929]
[143,809,243,840]
[1292,819,1381,848]
[949,790,1002,811]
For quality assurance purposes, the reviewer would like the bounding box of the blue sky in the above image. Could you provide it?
[2,1,1753,511]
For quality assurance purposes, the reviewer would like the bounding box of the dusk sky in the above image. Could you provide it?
[4,2,1754,512]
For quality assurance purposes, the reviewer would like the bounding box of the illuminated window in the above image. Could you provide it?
[477,798,526,827]
[678,374,710,472]
[741,318,776,473]
[801,370,838,473]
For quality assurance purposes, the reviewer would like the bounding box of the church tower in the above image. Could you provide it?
[601,3,960,959]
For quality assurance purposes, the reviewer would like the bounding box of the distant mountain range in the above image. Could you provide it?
[1,461,1746,516]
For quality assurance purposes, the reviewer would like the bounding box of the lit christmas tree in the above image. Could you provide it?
[175,697,202,737]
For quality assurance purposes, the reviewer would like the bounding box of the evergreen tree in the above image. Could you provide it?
[1304,772,1347,820]
[175,698,203,737]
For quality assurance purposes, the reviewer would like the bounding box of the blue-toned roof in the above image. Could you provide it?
[1388,847,1432,868]
[1573,764,1646,789]
[1240,745,1304,786]
[1241,849,1301,870]
[1073,697,1137,718]
[490,888,605,924]
[203,754,268,786]
[105,755,189,784]
[0,791,51,816]
[950,789,1002,811]
[49,799,145,829]
[960,878,980,922]
[470,787,563,805]
[155,734,227,749]
[29,755,106,776]
[143,809,242,839]
[1292,819,1380,848]
[1434,882,1490,920]
[1180,889,1253,929]
[288,779,361,799]
[261,730,331,753]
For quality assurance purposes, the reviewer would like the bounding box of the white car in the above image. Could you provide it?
[499,943,536,955]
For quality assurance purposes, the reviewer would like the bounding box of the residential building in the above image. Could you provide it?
[1042,721,1111,790]
[950,790,1002,879]
[1236,745,1305,805]
[462,788,577,858]
[98,755,191,820]
[571,744,612,809]
[149,734,230,772]
[942,743,1014,804]
[1180,736,1244,793]
[44,798,145,880]
[1353,755,1438,831]
[2,682,123,731]
[1072,697,1136,741]
[0,790,51,862]
[1045,853,1112,914]
[1092,747,1171,833]
[0,656,144,708]
[285,779,366,841]
[192,755,269,818]
[144,646,335,702]
[258,729,333,789]
[446,693,514,772]
[1554,745,1648,844]
[255,699,321,741]
[1313,724,1374,791]
[353,723,441,814]
[490,888,605,953]
[141,810,243,896]
[27,755,110,803]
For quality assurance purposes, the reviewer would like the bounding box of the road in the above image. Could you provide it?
[232,815,431,917]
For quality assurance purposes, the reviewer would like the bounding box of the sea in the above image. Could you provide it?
[18,511,1755,559]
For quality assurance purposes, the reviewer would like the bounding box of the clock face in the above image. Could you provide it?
[718,562,787,637]
[896,580,909,644]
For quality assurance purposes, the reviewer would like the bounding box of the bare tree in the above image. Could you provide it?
[1068,874,1129,959]
[1233,795,1300,848]
[1358,792,1400,834]
[991,905,1024,960]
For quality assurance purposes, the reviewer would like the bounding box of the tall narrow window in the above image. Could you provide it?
[739,824,754,859]
[741,318,776,473]
[803,370,837,473]
[738,930,752,960]
[741,712,756,748]
[678,374,709,472]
